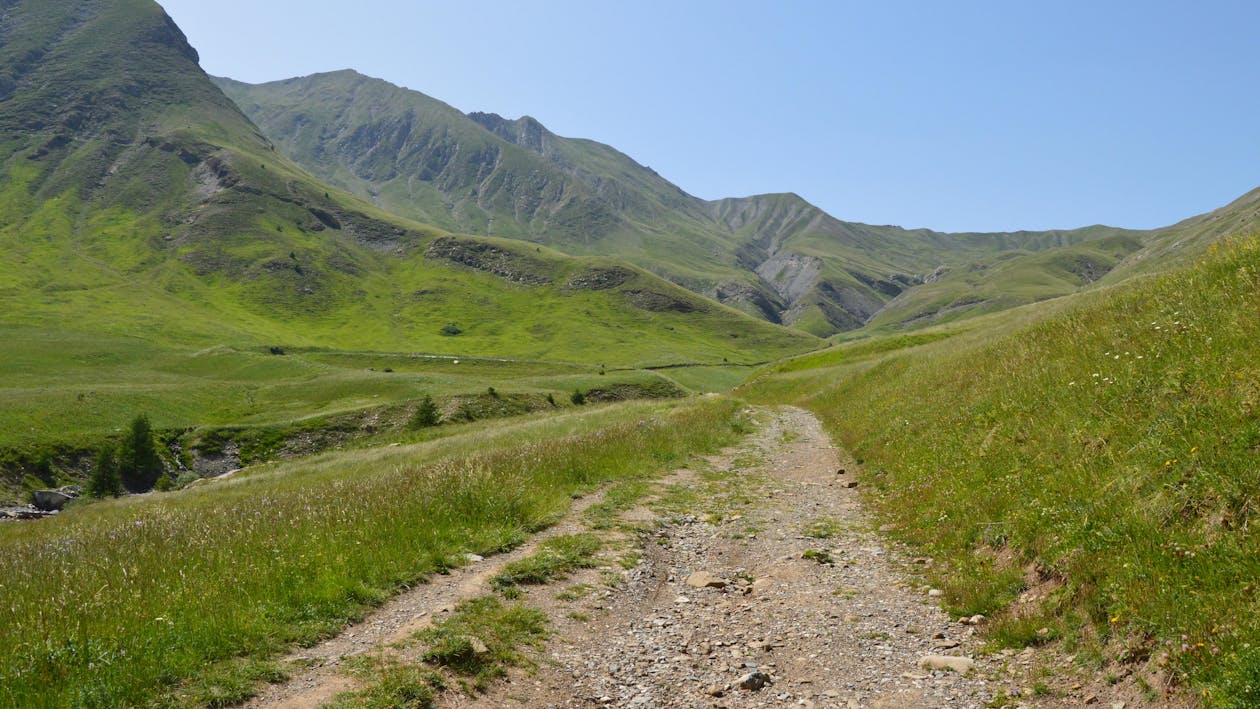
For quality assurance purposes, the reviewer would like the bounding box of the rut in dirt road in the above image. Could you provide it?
[458,406,1003,708]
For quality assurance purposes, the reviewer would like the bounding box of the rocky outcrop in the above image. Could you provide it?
[564,266,635,291]
[425,236,553,285]
[621,289,706,313]
[32,487,78,511]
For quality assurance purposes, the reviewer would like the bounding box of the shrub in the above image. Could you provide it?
[174,471,201,489]
[570,390,586,406]
[440,323,462,336]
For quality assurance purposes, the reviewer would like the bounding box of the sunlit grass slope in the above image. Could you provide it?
[744,237,1260,703]
[0,397,747,707]
[0,0,817,483]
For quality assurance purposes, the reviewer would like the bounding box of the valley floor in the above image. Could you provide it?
[245,407,1163,708]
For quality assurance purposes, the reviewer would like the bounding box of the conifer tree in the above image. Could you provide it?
[87,445,123,498]
[409,395,441,429]
[118,414,163,491]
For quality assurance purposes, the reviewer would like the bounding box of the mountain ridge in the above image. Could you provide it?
[217,69,1188,335]
[0,0,818,365]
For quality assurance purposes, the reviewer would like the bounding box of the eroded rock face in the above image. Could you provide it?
[712,281,785,324]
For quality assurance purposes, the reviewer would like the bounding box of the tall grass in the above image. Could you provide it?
[0,398,744,707]
[744,237,1260,702]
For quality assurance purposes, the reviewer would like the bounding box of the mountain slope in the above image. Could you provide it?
[212,71,749,292]
[217,71,1168,336]
[0,0,824,475]
[0,0,818,363]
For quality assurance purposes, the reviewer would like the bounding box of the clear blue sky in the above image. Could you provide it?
[158,0,1259,233]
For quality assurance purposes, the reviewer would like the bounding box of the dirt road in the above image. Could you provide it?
[247,406,1148,708]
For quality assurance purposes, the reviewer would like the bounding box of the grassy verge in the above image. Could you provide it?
[743,236,1260,703]
[331,595,548,707]
[490,534,603,593]
[0,397,746,707]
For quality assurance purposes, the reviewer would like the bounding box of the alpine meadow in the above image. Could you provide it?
[2,1,1259,707]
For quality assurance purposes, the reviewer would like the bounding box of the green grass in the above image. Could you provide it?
[332,655,440,709]
[583,479,655,529]
[329,596,550,706]
[801,517,849,539]
[490,534,603,592]
[742,236,1260,703]
[0,327,699,503]
[0,397,745,707]
[415,596,547,691]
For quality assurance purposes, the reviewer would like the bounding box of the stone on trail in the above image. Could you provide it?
[685,571,728,589]
[737,670,772,691]
[918,655,975,674]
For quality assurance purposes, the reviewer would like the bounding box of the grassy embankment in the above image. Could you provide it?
[744,237,1260,704]
[0,396,748,707]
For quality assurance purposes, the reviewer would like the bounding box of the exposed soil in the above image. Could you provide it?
[245,406,1172,708]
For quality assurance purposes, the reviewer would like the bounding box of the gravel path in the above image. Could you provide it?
[248,405,1163,708]
[455,406,1001,708]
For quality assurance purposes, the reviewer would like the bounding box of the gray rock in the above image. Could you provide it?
[32,489,74,511]
[737,670,772,691]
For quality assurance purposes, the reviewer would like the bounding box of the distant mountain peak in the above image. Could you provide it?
[467,111,553,154]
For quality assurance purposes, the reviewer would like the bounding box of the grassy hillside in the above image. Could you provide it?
[859,234,1146,330]
[743,235,1260,703]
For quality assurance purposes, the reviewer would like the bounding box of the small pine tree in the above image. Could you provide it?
[409,395,441,429]
[87,446,123,498]
[118,414,163,492]
[570,390,586,406]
